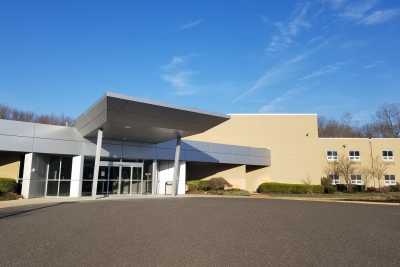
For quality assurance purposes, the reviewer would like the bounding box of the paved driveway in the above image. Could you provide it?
[0,198,399,267]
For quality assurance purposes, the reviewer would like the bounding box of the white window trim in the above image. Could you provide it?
[350,175,363,185]
[326,150,338,161]
[329,175,340,185]
[382,150,394,161]
[384,175,396,186]
[349,151,361,161]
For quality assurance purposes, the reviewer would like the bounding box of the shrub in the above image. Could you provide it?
[257,182,322,194]
[207,177,231,191]
[187,180,201,192]
[366,187,378,192]
[198,180,211,191]
[321,177,336,194]
[0,178,17,194]
[189,178,232,191]
[389,183,400,192]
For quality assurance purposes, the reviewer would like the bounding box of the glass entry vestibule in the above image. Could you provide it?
[97,161,149,195]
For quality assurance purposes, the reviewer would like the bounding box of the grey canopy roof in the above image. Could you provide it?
[74,92,230,143]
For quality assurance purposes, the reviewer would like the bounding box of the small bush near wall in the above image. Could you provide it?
[188,178,232,192]
[0,178,17,193]
[321,177,336,194]
[389,184,400,192]
[187,180,201,192]
[207,178,232,191]
[257,182,322,194]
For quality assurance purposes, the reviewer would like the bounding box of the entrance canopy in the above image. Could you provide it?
[75,92,230,143]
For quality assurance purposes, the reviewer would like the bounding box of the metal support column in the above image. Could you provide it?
[92,128,103,197]
[172,134,181,196]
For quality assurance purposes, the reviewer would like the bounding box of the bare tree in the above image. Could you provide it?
[336,154,357,192]
[319,103,400,138]
[0,104,73,126]
[318,114,363,138]
[361,166,374,189]
[374,103,400,138]
[369,155,388,191]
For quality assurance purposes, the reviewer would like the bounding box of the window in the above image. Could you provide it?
[327,150,338,161]
[328,174,340,185]
[349,151,360,161]
[382,150,394,161]
[351,175,363,185]
[384,175,396,186]
[46,156,72,197]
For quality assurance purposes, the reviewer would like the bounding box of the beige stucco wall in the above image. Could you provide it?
[186,114,322,192]
[318,138,400,187]
[186,114,400,192]
[0,152,21,180]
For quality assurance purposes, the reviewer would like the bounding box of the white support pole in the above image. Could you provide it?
[70,155,84,197]
[152,160,158,195]
[172,134,181,196]
[21,153,33,199]
[92,129,103,197]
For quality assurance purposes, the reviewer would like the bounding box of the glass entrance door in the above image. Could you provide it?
[98,161,144,196]
[120,167,131,194]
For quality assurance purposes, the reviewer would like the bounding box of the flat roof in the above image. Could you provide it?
[74,92,230,143]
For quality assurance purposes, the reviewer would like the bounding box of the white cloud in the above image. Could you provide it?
[341,0,377,19]
[162,56,185,71]
[179,19,203,31]
[327,0,399,26]
[360,9,400,25]
[161,56,196,95]
[233,41,328,103]
[266,2,312,53]
[258,87,306,113]
[363,60,384,69]
[300,62,347,80]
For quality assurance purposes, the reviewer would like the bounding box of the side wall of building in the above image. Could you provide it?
[187,115,400,191]
[318,138,400,187]
[186,114,322,192]
[0,152,21,179]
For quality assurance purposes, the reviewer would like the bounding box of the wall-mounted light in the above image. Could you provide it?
[124,125,131,129]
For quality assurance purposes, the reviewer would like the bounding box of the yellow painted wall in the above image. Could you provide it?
[318,138,400,187]
[0,152,21,180]
[186,114,400,192]
[186,114,322,192]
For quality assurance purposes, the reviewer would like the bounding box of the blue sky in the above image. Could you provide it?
[0,0,399,123]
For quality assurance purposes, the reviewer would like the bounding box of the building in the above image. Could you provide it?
[0,92,398,198]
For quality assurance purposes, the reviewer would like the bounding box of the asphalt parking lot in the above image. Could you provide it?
[0,198,399,267]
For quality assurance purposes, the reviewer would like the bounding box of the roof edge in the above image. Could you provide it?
[106,91,230,119]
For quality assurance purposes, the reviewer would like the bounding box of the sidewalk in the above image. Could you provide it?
[0,194,178,209]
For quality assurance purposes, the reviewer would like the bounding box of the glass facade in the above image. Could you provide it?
[46,156,72,197]
[81,157,154,196]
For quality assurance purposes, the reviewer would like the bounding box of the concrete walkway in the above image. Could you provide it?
[0,194,178,209]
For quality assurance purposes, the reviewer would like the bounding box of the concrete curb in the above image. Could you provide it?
[1,194,399,209]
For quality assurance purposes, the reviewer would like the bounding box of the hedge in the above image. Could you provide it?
[187,178,232,192]
[0,178,17,194]
[257,182,322,194]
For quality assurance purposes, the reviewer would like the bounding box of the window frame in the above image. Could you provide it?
[382,150,394,161]
[326,150,338,161]
[349,150,361,161]
[384,175,396,186]
[328,174,340,185]
[350,174,363,185]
